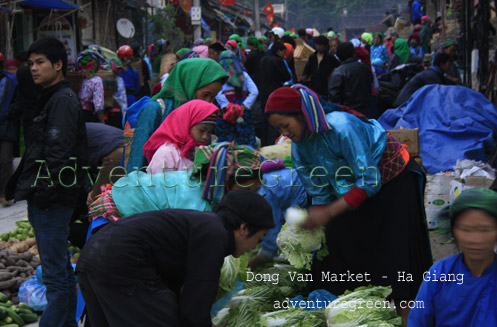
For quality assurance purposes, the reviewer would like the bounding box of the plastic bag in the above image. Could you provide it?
[18,276,47,312]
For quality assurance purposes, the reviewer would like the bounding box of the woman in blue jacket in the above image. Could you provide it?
[408,188,497,326]
[265,84,432,322]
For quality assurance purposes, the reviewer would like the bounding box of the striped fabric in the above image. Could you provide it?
[292,84,331,137]
[88,184,124,222]
[193,142,261,204]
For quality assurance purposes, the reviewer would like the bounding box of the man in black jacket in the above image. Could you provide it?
[302,35,340,98]
[328,42,373,117]
[7,37,87,327]
[393,53,450,107]
[76,190,274,326]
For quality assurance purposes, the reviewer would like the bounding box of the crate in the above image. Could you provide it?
[294,58,308,83]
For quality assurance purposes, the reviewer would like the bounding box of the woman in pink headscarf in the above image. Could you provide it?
[144,99,219,173]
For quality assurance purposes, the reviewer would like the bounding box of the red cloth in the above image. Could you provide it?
[226,40,238,49]
[265,87,301,113]
[4,59,20,68]
[143,99,219,162]
[354,46,371,68]
[283,43,294,62]
[219,0,235,5]
[152,82,162,96]
[343,186,369,209]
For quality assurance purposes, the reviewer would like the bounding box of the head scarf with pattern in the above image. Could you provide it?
[108,57,123,75]
[219,50,244,88]
[229,34,246,50]
[193,142,262,204]
[151,58,228,108]
[76,49,104,79]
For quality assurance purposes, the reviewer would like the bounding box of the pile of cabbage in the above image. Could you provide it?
[276,207,328,270]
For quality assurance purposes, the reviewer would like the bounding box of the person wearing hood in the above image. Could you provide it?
[408,33,424,59]
[77,49,105,123]
[408,188,497,326]
[76,190,274,326]
[439,38,461,85]
[370,32,390,70]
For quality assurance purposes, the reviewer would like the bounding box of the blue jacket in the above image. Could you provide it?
[127,97,175,172]
[412,0,423,21]
[256,169,308,258]
[291,111,386,204]
[409,253,497,326]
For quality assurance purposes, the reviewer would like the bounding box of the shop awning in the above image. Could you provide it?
[20,0,80,10]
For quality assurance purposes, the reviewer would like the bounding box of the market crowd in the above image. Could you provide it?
[0,7,496,327]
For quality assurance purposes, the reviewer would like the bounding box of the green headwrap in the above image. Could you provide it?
[290,32,297,38]
[151,58,228,108]
[442,38,456,49]
[337,32,343,42]
[361,32,373,46]
[247,36,264,52]
[328,31,337,38]
[394,38,411,64]
[450,188,497,222]
[229,34,245,49]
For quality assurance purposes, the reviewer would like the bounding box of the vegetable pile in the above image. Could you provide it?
[0,293,39,326]
[0,220,34,242]
[325,285,402,327]
[276,208,328,270]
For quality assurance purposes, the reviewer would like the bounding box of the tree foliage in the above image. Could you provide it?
[149,5,185,48]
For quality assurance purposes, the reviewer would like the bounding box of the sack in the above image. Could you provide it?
[18,275,47,312]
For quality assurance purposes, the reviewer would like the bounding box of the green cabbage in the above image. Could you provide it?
[260,308,327,327]
[325,285,402,327]
[219,254,249,292]
[276,222,328,270]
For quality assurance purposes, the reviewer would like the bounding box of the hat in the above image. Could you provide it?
[421,15,429,21]
[414,24,423,30]
[305,28,313,36]
[271,27,285,39]
[442,38,456,49]
[265,87,302,114]
[4,59,20,68]
[219,190,275,229]
[200,113,218,124]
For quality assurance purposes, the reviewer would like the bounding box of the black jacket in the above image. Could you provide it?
[76,209,235,327]
[245,49,264,81]
[8,81,88,209]
[303,51,340,96]
[393,66,446,107]
[256,54,291,104]
[328,58,373,117]
[0,72,18,142]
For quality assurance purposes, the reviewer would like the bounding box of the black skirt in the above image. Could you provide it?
[309,159,432,300]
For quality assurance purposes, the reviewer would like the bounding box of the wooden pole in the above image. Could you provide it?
[102,0,112,47]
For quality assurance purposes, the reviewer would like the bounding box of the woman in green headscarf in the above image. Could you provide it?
[229,34,246,63]
[409,188,497,326]
[388,38,422,71]
[127,58,228,171]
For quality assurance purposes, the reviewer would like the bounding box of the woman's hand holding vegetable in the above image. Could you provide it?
[303,198,351,229]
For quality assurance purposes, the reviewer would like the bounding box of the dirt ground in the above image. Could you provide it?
[429,231,458,262]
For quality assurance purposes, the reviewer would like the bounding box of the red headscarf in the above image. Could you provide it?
[354,46,371,68]
[143,99,219,162]
[4,59,20,68]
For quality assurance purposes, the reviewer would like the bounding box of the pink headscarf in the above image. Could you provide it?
[193,45,209,58]
[143,99,219,161]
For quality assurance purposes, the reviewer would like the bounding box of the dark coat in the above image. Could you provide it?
[256,54,291,104]
[8,81,88,208]
[388,52,422,72]
[76,209,235,327]
[303,51,340,97]
[393,66,446,107]
[328,58,373,117]
[0,73,18,142]
[245,49,264,80]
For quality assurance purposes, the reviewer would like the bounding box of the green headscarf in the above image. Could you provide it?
[327,31,337,38]
[247,36,264,52]
[151,58,228,108]
[449,188,497,223]
[442,38,456,49]
[229,34,245,50]
[394,38,411,64]
[361,32,373,46]
[290,32,297,38]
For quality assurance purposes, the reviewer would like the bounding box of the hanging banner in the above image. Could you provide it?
[37,15,77,68]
